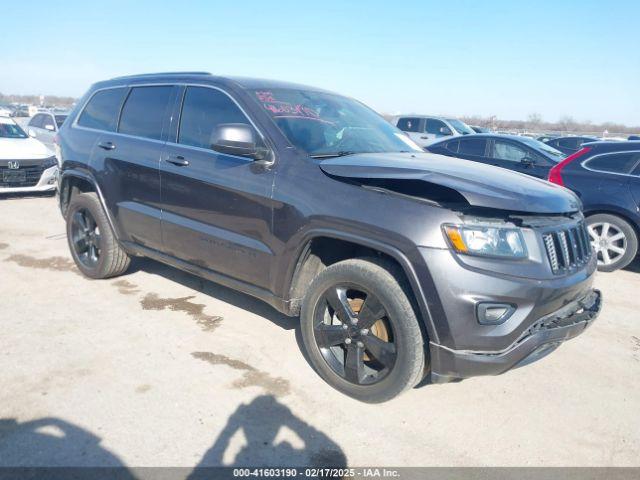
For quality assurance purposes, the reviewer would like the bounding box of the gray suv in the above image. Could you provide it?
[56,72,601,402]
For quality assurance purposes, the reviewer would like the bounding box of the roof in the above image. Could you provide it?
[96,72,333,94]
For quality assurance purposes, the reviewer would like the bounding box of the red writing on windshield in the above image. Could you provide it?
[256,91,321,120]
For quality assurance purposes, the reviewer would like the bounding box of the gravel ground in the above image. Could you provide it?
[1,195,639,468]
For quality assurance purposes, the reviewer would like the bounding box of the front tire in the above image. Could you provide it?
[300,258,426,403]
[587,213,638,272]
[66,192,130,279]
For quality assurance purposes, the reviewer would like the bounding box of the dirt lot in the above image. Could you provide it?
[1,195,639,467]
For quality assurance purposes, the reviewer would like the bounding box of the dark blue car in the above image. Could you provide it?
[548,141,640,271]
[544,136,600,155]
[425,134,566,179]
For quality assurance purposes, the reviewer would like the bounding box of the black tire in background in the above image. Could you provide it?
[66,192,131,279]
[300,257,426,403]
[587,213,638,272]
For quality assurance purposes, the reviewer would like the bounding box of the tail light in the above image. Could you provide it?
[548,147,591,186]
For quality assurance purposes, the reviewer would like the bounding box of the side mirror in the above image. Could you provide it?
[439,126,453,136]
[44,124,55,131]
[210,123,265,160]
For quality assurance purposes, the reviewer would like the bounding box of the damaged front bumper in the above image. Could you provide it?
[429,289,602,383]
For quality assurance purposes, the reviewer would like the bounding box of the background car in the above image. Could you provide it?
[0,105,13,117]
[536,134,559,143]
[470,125,491,133]
[543,135,600,155]
[628,135,640,140]
[391,115,475,147]
[0,116,58,194]
[548,141,640,271]
[425,133,566,178]
[26,110,69,152]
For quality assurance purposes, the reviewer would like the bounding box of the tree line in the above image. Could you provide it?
[0,92,76,108]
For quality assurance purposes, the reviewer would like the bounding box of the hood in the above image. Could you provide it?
[0,136,52,160]
[319,152,581,214]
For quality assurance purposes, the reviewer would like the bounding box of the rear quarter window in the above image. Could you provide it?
[458,138,487,156]
[396,117,421,132]
[78,88,128,132]
[585,152,640,174]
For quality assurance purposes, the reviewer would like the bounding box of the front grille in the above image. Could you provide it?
[0,165,45,188]
[543,222,592,274]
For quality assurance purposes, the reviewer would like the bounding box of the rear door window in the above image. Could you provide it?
[178,86,253,150]
[29,114,43,128]
[396,117,421,132]
[458,138,487,156]
[119,86,174,140]
[585,152,640,174]
[78,88,128,132]
[492,140,528,162]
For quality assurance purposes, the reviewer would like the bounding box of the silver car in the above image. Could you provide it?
[26,110,69,153]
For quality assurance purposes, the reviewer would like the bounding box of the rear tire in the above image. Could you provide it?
[66,192,130,279]
[300,258,426,403]
[587,213,638,272]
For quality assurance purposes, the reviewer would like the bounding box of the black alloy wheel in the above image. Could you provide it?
[313,285,397,386]
[70,207,101,268]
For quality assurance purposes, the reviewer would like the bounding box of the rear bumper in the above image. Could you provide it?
[430,289,602,383]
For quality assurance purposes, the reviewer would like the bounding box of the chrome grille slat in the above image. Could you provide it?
[543,222,592,274]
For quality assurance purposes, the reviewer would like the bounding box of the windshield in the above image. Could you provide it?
[55,115,68,128]
[0,121,28,139]
[517,136,566,161]
[254,89,422,157]
[445,118,475,135]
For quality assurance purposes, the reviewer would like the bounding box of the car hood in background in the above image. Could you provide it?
[319,152,581,214]
[0,136,51,160]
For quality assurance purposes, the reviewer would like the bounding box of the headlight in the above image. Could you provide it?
[443,224,527,258]
[42,156,58,169]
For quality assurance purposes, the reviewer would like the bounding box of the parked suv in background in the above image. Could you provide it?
[391,115,475,148]
[548,141,640,271]
[57,73,601,402]
[0,116,58,193]
[27,110,69,153]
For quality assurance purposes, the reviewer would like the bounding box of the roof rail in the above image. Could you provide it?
[110,71,212,80]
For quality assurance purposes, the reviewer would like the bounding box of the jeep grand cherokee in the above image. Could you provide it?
[57,72,601,402]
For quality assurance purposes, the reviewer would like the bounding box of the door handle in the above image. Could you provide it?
[98,141,116,150]
[420,136,429,139]
[166,155,189,167]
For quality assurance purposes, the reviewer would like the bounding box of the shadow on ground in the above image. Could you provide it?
[0,417,134,474]
[190,395,347,470]
[0,396,346,471]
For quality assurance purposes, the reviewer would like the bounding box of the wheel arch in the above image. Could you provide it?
[59,169,121,241]
[284,229,440,344]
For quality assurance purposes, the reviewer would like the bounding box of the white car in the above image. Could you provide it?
[391,115,476,148]
[0,117,58,194]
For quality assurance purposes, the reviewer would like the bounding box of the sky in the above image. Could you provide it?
[2,0,639,125]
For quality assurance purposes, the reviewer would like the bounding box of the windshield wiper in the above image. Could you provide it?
[309,151,358,159]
